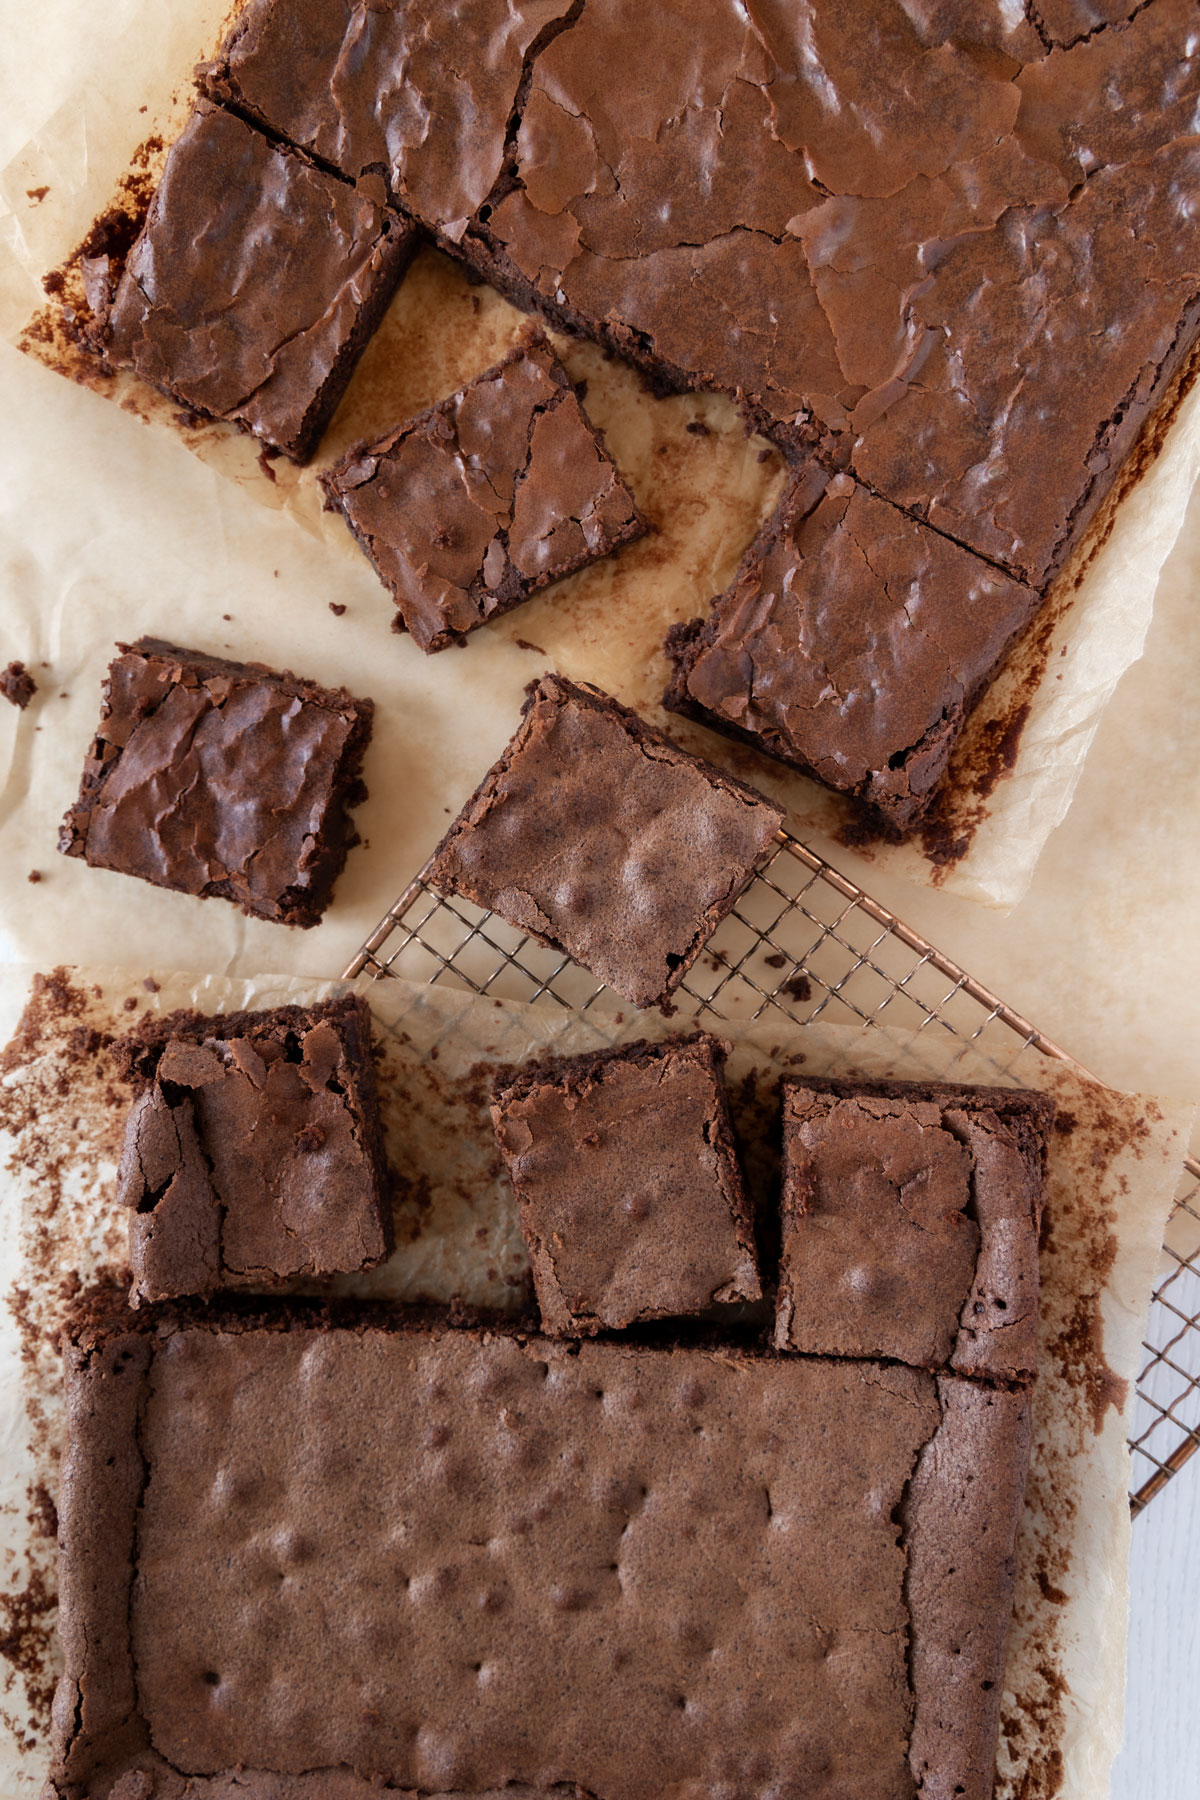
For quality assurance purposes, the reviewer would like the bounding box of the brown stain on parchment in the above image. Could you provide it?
[995,1071,1153,1800]
[0,971,134,1753]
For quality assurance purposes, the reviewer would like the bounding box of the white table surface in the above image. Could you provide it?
[2,2,1198,1794]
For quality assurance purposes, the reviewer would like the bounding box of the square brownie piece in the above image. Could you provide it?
[88,101,417,461]
[665,467,1040,830]
[59,638,373,928]
[320,331,646,652]
[429,674,783,1007]
[114,996,392,1303]
[775,1075,1052,1379]
[48,1315,1030,1800]
[492,1034,759,1335]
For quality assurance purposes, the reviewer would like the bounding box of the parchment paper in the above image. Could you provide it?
[1,0,1198,946]
[0,963,1189,1800]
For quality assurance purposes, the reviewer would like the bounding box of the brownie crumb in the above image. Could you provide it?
[142,977,160,993]
[686,420,711,436]
[27,871,41,884]
[329,602,347,616]
[1,662,37,709]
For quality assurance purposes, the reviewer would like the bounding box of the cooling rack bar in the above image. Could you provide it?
[345,827,1200,1516]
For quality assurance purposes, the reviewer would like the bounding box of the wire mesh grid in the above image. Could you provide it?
[344,827,1200,1517]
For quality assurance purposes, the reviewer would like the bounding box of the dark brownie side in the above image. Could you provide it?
[88,102,417,462]
[59,639,374,928]
[904,1377,1033,1800]
[47,1310,1030,1800]
[491,1034,760,1334]
[429,674,783,1009]
[663,466,1041,831]
[775,1075,1052,1380]
[320,331,645,652]
[114,996,392,1302]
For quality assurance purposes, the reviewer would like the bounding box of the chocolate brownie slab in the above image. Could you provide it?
[115,997,391,1303]
[59,639,373,928]
[200,0,578,236]
[47,1314,1030,1800]
[775,1076,1051,1380]
[664,467,1041,830]
[456,0,1200,579]
[88,102,416,462]
[491,1035,759,1334]
[428,674,783,1008]
[320,332,645,652]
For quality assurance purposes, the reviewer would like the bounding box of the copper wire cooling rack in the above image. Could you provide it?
[344,827,1200,1517]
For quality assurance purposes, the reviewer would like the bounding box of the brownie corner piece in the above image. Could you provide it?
[429,673,783,1007]
[491,1031,760,1336]
[116,992,391,1301]
[664,467,1040,831]
[91,99,417,463]
[320,330,646,652]
[59,638,373,928]
[775,1074,1051,1378]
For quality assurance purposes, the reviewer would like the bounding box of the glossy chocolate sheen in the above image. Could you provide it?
[201,0,578,238]
[48,1317,1031,1800]
[775,1077,1051,1380]
[59,638,373,928]
[196,0,1200,828]
[492,1034,760,1334]
[116,997,392,1303]
[429,674,783,1009]
[96,102,416,461]
[321,332,644,652]
[461,0,1200,585]
[664,467,1041,829]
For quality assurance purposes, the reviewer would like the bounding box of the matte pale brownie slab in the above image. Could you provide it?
[775,1076,1051,1380]
[48,1316,1030,1800]
[491,1034,759,1334]
[429,675,783,1009]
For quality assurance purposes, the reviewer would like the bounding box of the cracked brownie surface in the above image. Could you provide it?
[88,101,417,462]
[113,996,392,1303]
[664,466,1042,829]
[59,638,374,928]
[105,0,1200,825]
[321,331,644,652]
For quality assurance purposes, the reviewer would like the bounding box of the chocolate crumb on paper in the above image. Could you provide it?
[1,664,36,709]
